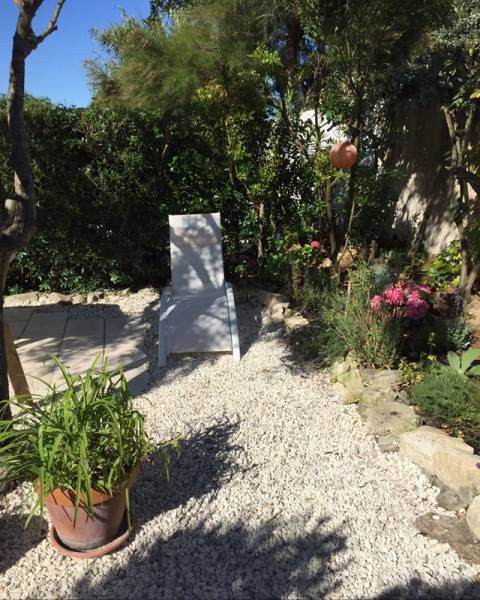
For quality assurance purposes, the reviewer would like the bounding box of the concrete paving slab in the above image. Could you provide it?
[8,320,28,339]
[56,319,104,381]
[5,307,34,323]
[21,312,67,341]
[10,310,150,397]
[64,318,105,339]
[15,313,67,396]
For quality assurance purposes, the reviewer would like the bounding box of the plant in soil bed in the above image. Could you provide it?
[0,356,177,555]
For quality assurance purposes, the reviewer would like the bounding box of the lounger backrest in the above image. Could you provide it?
[169,212,225,294]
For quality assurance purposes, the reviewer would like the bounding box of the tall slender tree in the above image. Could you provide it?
[0,0,67,416]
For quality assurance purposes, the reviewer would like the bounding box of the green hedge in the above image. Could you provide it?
[0,98,251,292]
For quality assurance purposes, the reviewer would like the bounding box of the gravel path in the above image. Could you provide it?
[1,290,480,599]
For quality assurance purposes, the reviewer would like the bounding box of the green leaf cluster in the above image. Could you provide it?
[425,241,462,290]
[412,364,480,433]
[447,348,480,377]
[0,356,175,526]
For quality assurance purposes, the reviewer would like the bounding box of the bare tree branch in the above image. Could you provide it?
[35,0,67,46]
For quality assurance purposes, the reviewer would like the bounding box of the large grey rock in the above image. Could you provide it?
[362,368,400,392]
[47,292,72,305]
[400,426,473,475]
[330,357,355,383]
[377,434,400,453]
[437,488,469,512]
[433,449,480,498]
[466,495,480,539]
[336,368,365,404]
[359,399,420,436]
[358,389,398,406]
[72,294,86,305]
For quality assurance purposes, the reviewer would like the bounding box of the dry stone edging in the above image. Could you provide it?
[330,356,480,546]
[330,356,418,442]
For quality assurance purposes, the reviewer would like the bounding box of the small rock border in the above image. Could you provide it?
[330,354,480,558]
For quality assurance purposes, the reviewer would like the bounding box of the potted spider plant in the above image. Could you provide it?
[0,356,176,558]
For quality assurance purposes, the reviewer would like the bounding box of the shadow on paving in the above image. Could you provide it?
[0,513,46,575]
[8,302,149,397]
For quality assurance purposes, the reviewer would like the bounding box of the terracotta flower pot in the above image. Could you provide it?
[41,464,140,552]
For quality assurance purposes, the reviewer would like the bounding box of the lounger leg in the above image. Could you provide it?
[159,287,170,367]
[226,283,241,361]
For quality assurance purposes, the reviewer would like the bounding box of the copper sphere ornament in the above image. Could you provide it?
[330,141,358,169]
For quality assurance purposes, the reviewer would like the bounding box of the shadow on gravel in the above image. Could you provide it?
[133,420,243,525]
[368,577,480,600]
[73,516,347,599]
[0,513,46,575]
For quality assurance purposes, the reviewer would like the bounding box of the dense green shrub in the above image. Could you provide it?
[0,97,259,292]
[411,365,480,432]
[425,241,462,291]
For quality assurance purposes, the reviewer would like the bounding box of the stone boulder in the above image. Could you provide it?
[358,398,420,436]
[72,294,86,305]
[377,434,400,453]
[4,291,39,307]
[466,495,480,539]
[437,488,469,512]
[433,449,480,500]
[362,368,400,392]
[253,289,289,311]
[329,355,358,383]
[284,314,309,332]
[415,512,480,564]
[336,368,365,404]
[47,292,72,305]
[399,426,473,475]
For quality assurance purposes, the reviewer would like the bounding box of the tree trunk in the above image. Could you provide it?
[342,97,362,243]
[0,33,36,409]
[442,105,478,298]
[0,1,67,411]
[325,177,337,258]
[464,261,480,302]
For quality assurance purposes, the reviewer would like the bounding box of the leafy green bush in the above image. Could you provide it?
[0,97,261,292]
[433,314,471,353]
[425,241,462,290]
[411,365,480,432]
[447,348,480,377]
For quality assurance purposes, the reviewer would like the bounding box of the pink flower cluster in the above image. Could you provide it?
[287,241,322,253]
[370,282,432,321]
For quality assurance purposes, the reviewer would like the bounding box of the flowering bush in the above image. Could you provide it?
[370,282,433,321]
[287,240,324,270]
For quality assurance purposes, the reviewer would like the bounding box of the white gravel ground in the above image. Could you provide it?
[1,289,480,600]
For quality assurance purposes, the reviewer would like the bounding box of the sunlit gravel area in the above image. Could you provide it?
[1,289,480,599]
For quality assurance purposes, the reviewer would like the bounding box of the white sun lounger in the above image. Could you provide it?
[158,212,240,366]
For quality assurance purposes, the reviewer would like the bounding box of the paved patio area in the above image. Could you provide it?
[5,306,150,397]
